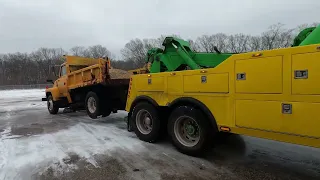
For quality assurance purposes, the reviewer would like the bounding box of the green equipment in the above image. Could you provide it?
[292,25,320,47]
[146,25,320,73]
[146,37,233,73]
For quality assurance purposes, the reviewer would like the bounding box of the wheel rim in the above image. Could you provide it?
[87,97,97,113]
[136,109,153,134]
[47,98,54,111]
[174,116,201,147]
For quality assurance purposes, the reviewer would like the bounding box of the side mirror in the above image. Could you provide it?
[46,79,54,84]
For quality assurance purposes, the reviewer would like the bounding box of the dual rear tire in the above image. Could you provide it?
[131,102,214,156]
[85,91,112,119]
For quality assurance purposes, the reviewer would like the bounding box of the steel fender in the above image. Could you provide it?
[46,87,60,101]
[129,95,159,113]
[168,97,218,131]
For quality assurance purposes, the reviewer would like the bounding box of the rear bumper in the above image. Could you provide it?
[42,97,47,101]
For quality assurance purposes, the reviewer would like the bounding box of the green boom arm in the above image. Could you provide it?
[146,37,232,73]
[145,25,320,74]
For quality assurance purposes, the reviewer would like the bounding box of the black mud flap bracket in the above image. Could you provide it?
[125,115,133,132]
[42,97,47,101]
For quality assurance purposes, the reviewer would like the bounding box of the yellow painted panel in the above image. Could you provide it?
[236,100,320,138]
[282,101,320,138]
[235,100,283,132]
[167,74,183,94]
[183,73,229,93]
[135,75,164,92]
[57,75,68,98]
[235,56,283,94]
[292,52,320,95]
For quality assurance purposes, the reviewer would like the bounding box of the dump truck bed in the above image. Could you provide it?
[67,59,130,90]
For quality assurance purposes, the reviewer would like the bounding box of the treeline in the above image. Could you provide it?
[0,22,318,85]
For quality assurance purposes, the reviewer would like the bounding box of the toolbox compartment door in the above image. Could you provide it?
[235,56,283,94]
[292,52,320,95]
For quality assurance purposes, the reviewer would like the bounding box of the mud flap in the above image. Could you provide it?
[125,116,133,132]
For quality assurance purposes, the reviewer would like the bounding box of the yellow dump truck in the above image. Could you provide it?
[42,55,130,119]
[125,28,320,156]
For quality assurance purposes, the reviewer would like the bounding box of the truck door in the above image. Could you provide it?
[57,65,68,97]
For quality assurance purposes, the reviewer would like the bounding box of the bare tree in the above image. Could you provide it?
[260,23,295,50]
[296,22,319,32]
[196,33,228,53]
[70,46,86,56]
[121,38,146,67]
[226,34,251,53]
[248,35,262,52]
[188,39,201,52]
[87,45,111,58]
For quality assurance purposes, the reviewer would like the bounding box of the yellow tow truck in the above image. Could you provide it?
[125,26,320,156]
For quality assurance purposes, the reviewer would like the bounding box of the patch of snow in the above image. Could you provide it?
[0,89,45,100]
[0,89,46,117]
[0,121,145,180]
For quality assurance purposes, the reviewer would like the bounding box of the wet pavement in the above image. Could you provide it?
[0,89,320,180]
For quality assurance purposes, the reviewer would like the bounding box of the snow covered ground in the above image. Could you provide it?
[0,89,320,180]
[0,89,46,115]
[0,89,147,179]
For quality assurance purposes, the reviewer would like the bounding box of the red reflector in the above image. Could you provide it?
[45,86,48,89]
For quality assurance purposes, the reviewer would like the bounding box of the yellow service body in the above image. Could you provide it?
[126,44,320,149]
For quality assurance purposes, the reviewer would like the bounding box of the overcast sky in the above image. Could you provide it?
[0,0,319,58]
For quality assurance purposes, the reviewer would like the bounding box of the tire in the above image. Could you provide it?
[47,95,59,114]
[131,102,161,143]
[168,106,214,156]
[85,91,100,119]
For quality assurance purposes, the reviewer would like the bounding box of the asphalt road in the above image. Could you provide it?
[0,89,320,180]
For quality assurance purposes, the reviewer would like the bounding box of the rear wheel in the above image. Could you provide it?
[47,95,59,114]
[168,106,213,156]
[85,91,100,119]
[131,102,161,142]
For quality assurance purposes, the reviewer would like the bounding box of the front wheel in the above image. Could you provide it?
[47,95,59,114]
[85,91,100,119]
[168,106,213,156]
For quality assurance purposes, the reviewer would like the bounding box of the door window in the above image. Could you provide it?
[60,65,67,76]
